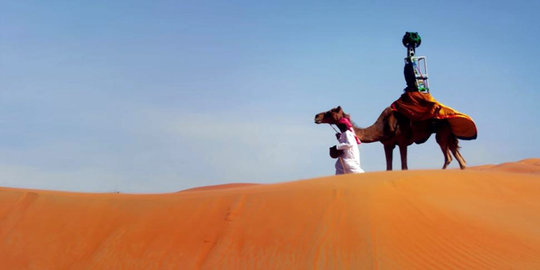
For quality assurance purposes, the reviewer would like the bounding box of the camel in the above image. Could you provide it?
[314,106,466,170]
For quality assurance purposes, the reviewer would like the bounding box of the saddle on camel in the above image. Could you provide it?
[315,32,477,171]
[396,32,477,141]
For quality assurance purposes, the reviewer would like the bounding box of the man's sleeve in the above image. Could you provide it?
[336,132,354,150]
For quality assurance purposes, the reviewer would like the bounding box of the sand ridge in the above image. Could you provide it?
[1,159,540,269]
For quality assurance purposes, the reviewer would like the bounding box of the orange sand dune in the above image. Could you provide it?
[470,158,540,174]
[2,159,540,269]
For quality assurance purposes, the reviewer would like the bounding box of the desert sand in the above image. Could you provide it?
[1,159,540,269]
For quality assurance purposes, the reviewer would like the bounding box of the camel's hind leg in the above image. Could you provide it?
[438,142,452,169]
[449,135,467,169]
[436,128,452,169]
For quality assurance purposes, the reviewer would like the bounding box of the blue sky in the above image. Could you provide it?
[1,0,539,193]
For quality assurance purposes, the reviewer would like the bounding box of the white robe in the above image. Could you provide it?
[335,129,364,174]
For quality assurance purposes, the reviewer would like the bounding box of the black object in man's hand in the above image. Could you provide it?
[329,145,343,159]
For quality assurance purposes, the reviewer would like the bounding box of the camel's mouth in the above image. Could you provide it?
[314,112,328,124]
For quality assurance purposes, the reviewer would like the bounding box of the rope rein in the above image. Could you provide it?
[329,124,340,133]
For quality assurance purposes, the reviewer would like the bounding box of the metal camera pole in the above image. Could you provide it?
[402,32,430,93]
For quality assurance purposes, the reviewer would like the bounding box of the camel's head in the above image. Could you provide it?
[314,106,348,125]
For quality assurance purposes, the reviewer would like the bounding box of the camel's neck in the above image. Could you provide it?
[353,126,380,143]
[351,107,394,143]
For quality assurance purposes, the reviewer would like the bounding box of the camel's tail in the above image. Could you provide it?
[449,133,460,150]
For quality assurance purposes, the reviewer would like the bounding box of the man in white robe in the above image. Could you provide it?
[333,117,364,175]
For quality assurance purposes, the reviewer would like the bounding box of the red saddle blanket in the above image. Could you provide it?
[391,91,478,140]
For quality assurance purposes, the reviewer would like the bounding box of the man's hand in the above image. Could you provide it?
[329,145,343,159]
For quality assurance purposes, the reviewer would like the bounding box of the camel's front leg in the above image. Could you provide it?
[384,144,395,171]
[399,144,408,170]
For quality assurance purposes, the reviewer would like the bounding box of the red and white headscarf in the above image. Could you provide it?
[337,117,361,144]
